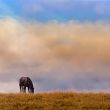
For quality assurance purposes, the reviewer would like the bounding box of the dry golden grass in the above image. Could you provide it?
[0,92,110,110]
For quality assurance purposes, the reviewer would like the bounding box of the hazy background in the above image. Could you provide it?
[0,18,109,92]
[0,0,110,92]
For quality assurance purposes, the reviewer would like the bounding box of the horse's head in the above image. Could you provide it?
[29,87,34,93]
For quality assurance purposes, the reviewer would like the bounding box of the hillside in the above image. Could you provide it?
[0,92,110,110]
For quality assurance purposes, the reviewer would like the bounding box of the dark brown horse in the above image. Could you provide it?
[19,77,34,93]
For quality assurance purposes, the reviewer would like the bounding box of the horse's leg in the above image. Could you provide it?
[28,87,30,93]
[20,86,22,93]
[24,86,26,93]
[21,86,24,93]
[20,86,21,92]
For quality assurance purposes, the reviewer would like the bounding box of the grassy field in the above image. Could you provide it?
[0,92,110,110]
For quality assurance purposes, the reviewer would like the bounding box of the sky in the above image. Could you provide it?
[0,0,110,93]
[1,0,110,21]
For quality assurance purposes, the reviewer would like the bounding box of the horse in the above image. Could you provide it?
[19,77,34,93]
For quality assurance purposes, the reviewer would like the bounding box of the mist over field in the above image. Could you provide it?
[0,18,110,92]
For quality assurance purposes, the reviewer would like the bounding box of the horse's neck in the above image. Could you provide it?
[28,81,33,88]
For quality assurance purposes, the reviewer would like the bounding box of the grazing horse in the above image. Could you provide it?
[19,77,34,93]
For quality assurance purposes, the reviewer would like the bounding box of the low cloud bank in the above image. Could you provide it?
[0,18,110,92]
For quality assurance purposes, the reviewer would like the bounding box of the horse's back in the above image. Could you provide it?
[19,77,28,86]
